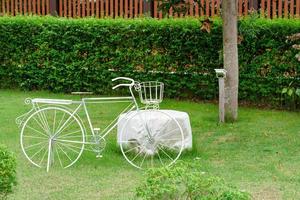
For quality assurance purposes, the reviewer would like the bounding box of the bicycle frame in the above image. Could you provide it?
[18,77,185,171]
[78,96,137,140]
[17,82,140,144]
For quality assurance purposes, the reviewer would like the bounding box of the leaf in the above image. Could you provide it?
[287,88,294,96]
[282,88,288,94]
[296,88,300,97]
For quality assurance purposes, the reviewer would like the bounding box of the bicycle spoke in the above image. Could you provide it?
[32,108,48,131]
[56,142,84,152]
[57,135,84,139]
[23,135,47,140]
[55,112,66,133]
[26,124,49,138]
[156,150,164,166]
[124,145,141,154]
[131,148,144,162]
[157,138,182,142]
[148,111,155,137]
[54,138,85,145]
[155,119,171,137]
[57,141,81,154]
[156,128,180,140]
[55,146,63,168]
[57,143,72,162]
[157,145,174,161]
[57,130,82,139]
[32,115,49,134]
[60,141,94,153]
[139,152,147,168]
[52,109,57,134]
[83,146,97,152]
[144,113,152,138]
[29,143,47,160]
[36,109,51,134]
[38,147,48,166]
[55,117,76,137]
[138,112,152,138]
[41,108,51,134]
[146,113,154,137]
[25,141,47,150]
[157,143,179,152]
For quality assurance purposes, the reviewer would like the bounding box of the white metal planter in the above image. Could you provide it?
[16,77,184,172]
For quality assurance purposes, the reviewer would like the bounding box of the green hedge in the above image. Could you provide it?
[0,16,299,108]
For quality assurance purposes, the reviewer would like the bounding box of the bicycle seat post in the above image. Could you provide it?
[93,128,100,135]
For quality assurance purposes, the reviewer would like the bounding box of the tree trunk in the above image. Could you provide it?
[222,0,239,122]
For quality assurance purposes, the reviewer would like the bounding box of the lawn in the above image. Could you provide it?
[0,89,299,200]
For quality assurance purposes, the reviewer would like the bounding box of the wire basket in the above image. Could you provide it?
[137,81,164,105]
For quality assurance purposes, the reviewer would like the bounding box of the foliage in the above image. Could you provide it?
[281,81,300,110]
[281,33,300,109]
[0,16,299,108]
[0,145,17,199]
[136,161,251,200]
[287,33,300,62]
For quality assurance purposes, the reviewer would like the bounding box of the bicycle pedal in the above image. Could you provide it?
[96,154,103,158]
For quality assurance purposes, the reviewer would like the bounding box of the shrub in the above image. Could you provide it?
[0,16,299,108]
[136,161,251,200]
[0,145,17,199]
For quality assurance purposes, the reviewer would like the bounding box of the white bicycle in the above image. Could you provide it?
[16,77,184,172]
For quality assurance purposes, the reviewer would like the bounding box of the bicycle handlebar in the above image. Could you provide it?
[112,77,135,90]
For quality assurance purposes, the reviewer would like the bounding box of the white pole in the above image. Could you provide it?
[219,77,225,123]
[215,69,227,123]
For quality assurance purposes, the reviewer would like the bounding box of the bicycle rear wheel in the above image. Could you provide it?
[20,107,85,171]
[119,110,184,169]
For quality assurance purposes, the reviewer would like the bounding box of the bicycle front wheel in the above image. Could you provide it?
[20,107,85,171]
[119,110,184,169]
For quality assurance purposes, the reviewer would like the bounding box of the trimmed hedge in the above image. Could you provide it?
[0,145,17,198]
[0,16,299,107]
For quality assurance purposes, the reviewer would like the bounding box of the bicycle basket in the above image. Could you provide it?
[137,81,164,105]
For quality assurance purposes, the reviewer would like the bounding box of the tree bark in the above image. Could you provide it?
[222,0,239,122]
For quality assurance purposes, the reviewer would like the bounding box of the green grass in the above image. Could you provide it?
[0,89,299,200]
